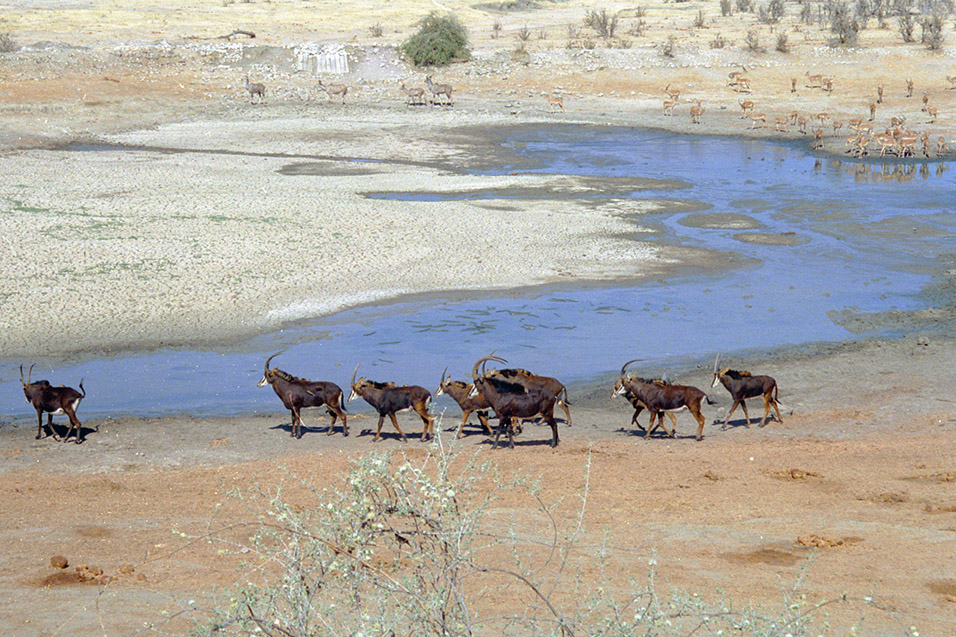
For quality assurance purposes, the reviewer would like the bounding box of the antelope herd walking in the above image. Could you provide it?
[18,352,785,449]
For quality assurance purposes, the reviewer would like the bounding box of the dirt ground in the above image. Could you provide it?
[1,336,955,634]
[2,1,956,634]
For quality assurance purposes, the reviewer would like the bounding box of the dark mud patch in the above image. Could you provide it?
[726,547,802,567]
[74,525,111,539]
[733,232,807,247]
[927,579,956,597]
[38,571,85,587]
[277,161,382,177]
[678,212,760,230]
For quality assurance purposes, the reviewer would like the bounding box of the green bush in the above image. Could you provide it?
[401,12,470,67]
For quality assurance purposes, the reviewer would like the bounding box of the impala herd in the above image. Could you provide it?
[21,354,785,449]
[659,69,951,158]
[240,66,951,159]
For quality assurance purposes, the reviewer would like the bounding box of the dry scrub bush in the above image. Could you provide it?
[746,28,766,51]
[0,33,18,53]
[179,440,908,636]
[401,12,470,67]
[585,8,619,38]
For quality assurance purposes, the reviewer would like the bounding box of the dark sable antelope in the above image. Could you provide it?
[435,368,493,438]
[483,357,572,425]
[711,354,783,429]
[609,362,670,435]
[257,353,348,438]
[611,360,713,441]
[20,364,86,443]
[348,366,434,442]
[468,355,564,449]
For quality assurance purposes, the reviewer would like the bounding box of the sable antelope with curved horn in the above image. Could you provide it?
[468,355,563,449]
[711,354,783,429]
[480,356,572,425]
[348,365,434,442]
[610,359,670,435]
[20,364,86,443]
[611,359,712,441]
[435,367,494,438]
[257,352,348,438]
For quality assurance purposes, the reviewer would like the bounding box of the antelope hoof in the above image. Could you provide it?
[720,424,729,431]
[696,435,703,442]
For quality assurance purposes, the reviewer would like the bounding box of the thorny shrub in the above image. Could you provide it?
[400,12,470,67]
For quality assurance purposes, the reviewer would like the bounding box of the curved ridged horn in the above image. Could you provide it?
[439,366,449,386]
[351,364,360,387]
[19,364,32,387]
[713,354,721,373]
[472,355,500,380]
[264,352,282,373]
[620,359,643,377]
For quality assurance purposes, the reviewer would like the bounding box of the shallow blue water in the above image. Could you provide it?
[2,127,954,420]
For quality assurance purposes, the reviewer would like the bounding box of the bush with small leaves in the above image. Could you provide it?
[585,8,619,38]
[721,0,734,16]
[628,19,648,36]
[516,24,531,41]
[694,9,707,27]
[662,34,678,56]
[0,33,18,53]
[400,12,470,67]
[746,28,765,51]
[711,31,728,47]
[368,23,384,38]
[898,12,915,41]
[830,0,861,44]
[922,13,945,49]
[635,5,648,17]
[776,31,791,51]
[492,20,502,39]
[737,0,756,12]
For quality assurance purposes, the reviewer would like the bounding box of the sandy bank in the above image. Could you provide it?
[0,107,710,358]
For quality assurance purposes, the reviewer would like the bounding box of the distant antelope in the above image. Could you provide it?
[869,102,877,121]
[813,112,830,126]
[748,112,767,129]
[243,76,265,104]
[927,106,938,123]
[876,83,884,104]
[920,132,931,157]
[938,136,948,157]
[873,133,897,157]
[797,115,808,134]
[812,129,825,149]
[664,83,681,100]
[400,82,426,106]
[425,75,454,106]
[897,134,918,157]
[822,77,833,94]
[662,99,678,116]
[733,77,752,93]
[832,120,842,135]
[790,77,797,93]
[772,116,789,132]
[547,94,564,113]
[890,115,906,128]
[317,80,348,104]
[906,78,914,98]
[805,71,823,88]
[689,100,704,124]
[788,110,800,125]
[947,75,956,90]
[922,93,930,112]
[738,99,755,117]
